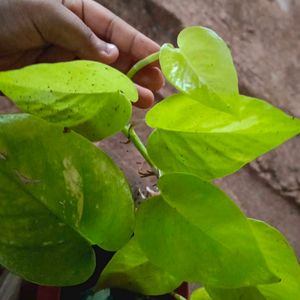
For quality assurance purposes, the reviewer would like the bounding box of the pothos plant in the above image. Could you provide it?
[0,26,299,300]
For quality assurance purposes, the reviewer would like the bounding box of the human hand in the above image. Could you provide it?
[0,0,164,108]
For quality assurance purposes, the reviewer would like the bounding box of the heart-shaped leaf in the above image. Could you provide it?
[159,26,238,112]
[146,93,300,180]
[0,114,134,284]
[135,173,277,288]
[252,220,300,299]
[203,220,300,300]
[97,238,181,295]
[0,61,137,140]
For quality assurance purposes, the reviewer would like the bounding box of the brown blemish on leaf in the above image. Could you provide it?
[0,152,7,160]
[15,170,40,185]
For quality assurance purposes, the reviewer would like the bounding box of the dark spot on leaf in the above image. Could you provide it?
[63,127,71,133]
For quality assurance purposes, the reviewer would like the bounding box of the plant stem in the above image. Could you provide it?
[121,125,156,170]
[126,51,160,79]
[170,292,187,300]
[123,51,160,175]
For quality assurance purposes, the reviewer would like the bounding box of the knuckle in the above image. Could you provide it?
[83,27,95,44]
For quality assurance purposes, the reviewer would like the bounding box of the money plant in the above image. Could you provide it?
[0,26,299,300]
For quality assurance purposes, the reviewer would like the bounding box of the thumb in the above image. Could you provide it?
[33,2,119,64]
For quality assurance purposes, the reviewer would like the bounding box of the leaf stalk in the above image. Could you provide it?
[126,51,160,79]
[121,125,156,172]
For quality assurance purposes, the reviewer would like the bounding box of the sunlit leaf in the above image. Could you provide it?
[160,26,238,112]
[0,61,137,140]
[97,238,181,295]
[146,93,300,180]
[252,220,300,299]
[191,288,212,300]
[135,173,277,288]
[203,220,300,300]
[0,114,134,284]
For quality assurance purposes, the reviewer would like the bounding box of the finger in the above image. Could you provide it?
[0,49,43,71]
[134,85,155,109]
[37,46,76,63]
[32,1,119,64]
[75,0,160,60]
[111,51,135,73]
[111,50,161,73]
[133,67,165,92]
[111,53,164,91]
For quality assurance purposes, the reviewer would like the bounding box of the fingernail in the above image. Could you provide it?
[104,43,118,55]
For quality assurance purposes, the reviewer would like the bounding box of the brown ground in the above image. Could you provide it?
[0,0,299,258]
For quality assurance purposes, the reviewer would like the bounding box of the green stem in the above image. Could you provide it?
[123,51,160,175]
[126,51,160,79]
[170,292,187,300]
[121,125,156,170]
